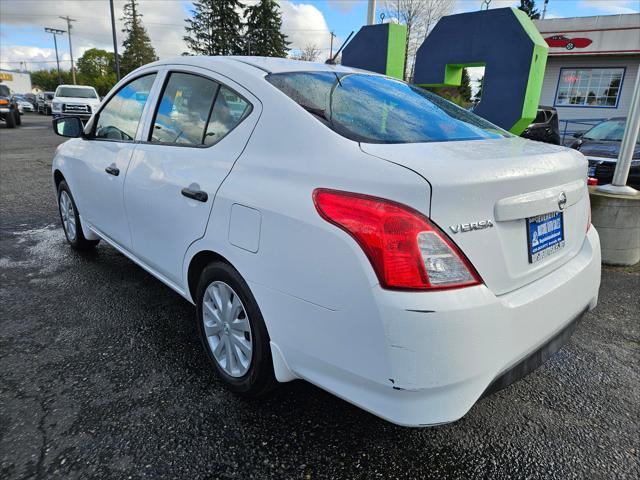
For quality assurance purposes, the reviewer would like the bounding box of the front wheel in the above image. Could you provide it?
[196,262,277,397]
[57,180,99,250]
[566,42,575,50]
[5,112,15,128]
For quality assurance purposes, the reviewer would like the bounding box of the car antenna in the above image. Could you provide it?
[326,31,354,65]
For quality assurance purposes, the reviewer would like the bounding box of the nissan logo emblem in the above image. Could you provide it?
[558,192,567,210]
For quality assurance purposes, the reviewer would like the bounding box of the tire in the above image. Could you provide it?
[14,111,21,125]
[5,112,15,128]
[57,180,100,250]
[566,42,574,50]
[196,262,277,397]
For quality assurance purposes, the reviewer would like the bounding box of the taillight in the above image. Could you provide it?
[313,189,482,291]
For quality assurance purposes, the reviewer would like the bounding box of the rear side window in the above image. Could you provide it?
[95,74,156,141]
[150,73,219,145]
[267,71,509,144]
[204,87,251,146]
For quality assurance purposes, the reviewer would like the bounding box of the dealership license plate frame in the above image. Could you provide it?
[526,211,565,264]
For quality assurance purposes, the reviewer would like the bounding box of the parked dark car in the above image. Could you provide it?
[570,117,639,189]
[37,91,55,115]
[0,84,21,128]
[521,106,561,145]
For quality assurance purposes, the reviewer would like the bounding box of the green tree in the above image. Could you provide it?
[76,48,118,95]
[518,0,541,19]
[184,0,245,56]
[31,69,73,91]
[120,0,158,75]
[243,0,289,57]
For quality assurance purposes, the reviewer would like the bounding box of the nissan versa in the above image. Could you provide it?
[51,57,601,427]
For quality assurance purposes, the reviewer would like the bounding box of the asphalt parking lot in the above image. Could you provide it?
[1,114,639,480]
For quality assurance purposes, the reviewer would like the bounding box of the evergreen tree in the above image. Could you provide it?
[184,0,245,56]
[120,0,158,74]
[458,68,472,102]
[244,0,289,57]
[518,0,541,19]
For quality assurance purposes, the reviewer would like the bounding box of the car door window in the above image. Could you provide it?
[95,74,156,141]
[150,73,219,145]
[204,87,252,146]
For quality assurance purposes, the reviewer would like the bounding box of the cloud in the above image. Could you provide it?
[326,0,360,13]
[578,0,639,14]
[0,0,189,69]
[279,2,333,57]
[0,0,334,69]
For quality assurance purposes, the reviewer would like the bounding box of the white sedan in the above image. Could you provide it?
[51,57,601,427]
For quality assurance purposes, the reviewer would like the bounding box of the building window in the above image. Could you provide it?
[555,68,624,108]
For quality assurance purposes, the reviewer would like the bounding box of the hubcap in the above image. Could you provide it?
[59,191,77,241]
[202,281,253,377]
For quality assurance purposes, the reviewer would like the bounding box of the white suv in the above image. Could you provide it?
[52,84,101,120]
[50,57,601,427]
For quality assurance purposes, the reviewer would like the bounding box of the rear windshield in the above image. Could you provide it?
[0,85,10,96]
[55,87,97,99]
[584,119,635,143]
[266,71,508,144]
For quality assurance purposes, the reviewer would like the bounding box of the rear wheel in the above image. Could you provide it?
[14,111,21,125]
[196,262,277,396]
[57,180,99,250]
[5,112,15,128]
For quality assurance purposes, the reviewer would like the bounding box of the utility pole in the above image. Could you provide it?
[109,0,121,81]
[44,27,66,85]
[329,32,336,60]
[366,0,376,25]
[541,0,550,19]
[59,15,77,84]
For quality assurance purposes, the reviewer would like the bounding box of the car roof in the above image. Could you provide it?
[148,56,365,77]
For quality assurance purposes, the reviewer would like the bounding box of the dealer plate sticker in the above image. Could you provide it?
[526,212,565,263]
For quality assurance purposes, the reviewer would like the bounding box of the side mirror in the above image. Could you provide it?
[53,117,83,138]
[573,131,584,139]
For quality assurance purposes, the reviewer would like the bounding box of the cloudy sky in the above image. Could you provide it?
[1,0,638,72]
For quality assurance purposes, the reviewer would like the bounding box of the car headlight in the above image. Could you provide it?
[52,102,62,112]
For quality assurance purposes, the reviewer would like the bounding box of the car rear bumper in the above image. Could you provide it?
[270,227,601,427]
[368,227,601,425]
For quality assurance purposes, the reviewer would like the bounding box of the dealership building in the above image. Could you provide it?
[533,13,640,131]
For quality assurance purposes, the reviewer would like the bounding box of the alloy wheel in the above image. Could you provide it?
[59,191,77,242]
[202,281,253,377]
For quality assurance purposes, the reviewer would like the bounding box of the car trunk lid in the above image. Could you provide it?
[361,137,590,295]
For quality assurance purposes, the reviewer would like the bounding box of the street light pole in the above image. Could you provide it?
[109,0,121,81]
[541,0,549,19]
[366,0,376,25]
[597,70,640,195]
[59,15,77,84]
[44,27,66,85]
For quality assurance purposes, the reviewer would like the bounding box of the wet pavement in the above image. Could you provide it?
[1,115,639,479]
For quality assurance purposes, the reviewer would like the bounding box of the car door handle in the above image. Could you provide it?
[181,187,208,203]
[105,166,120,176]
